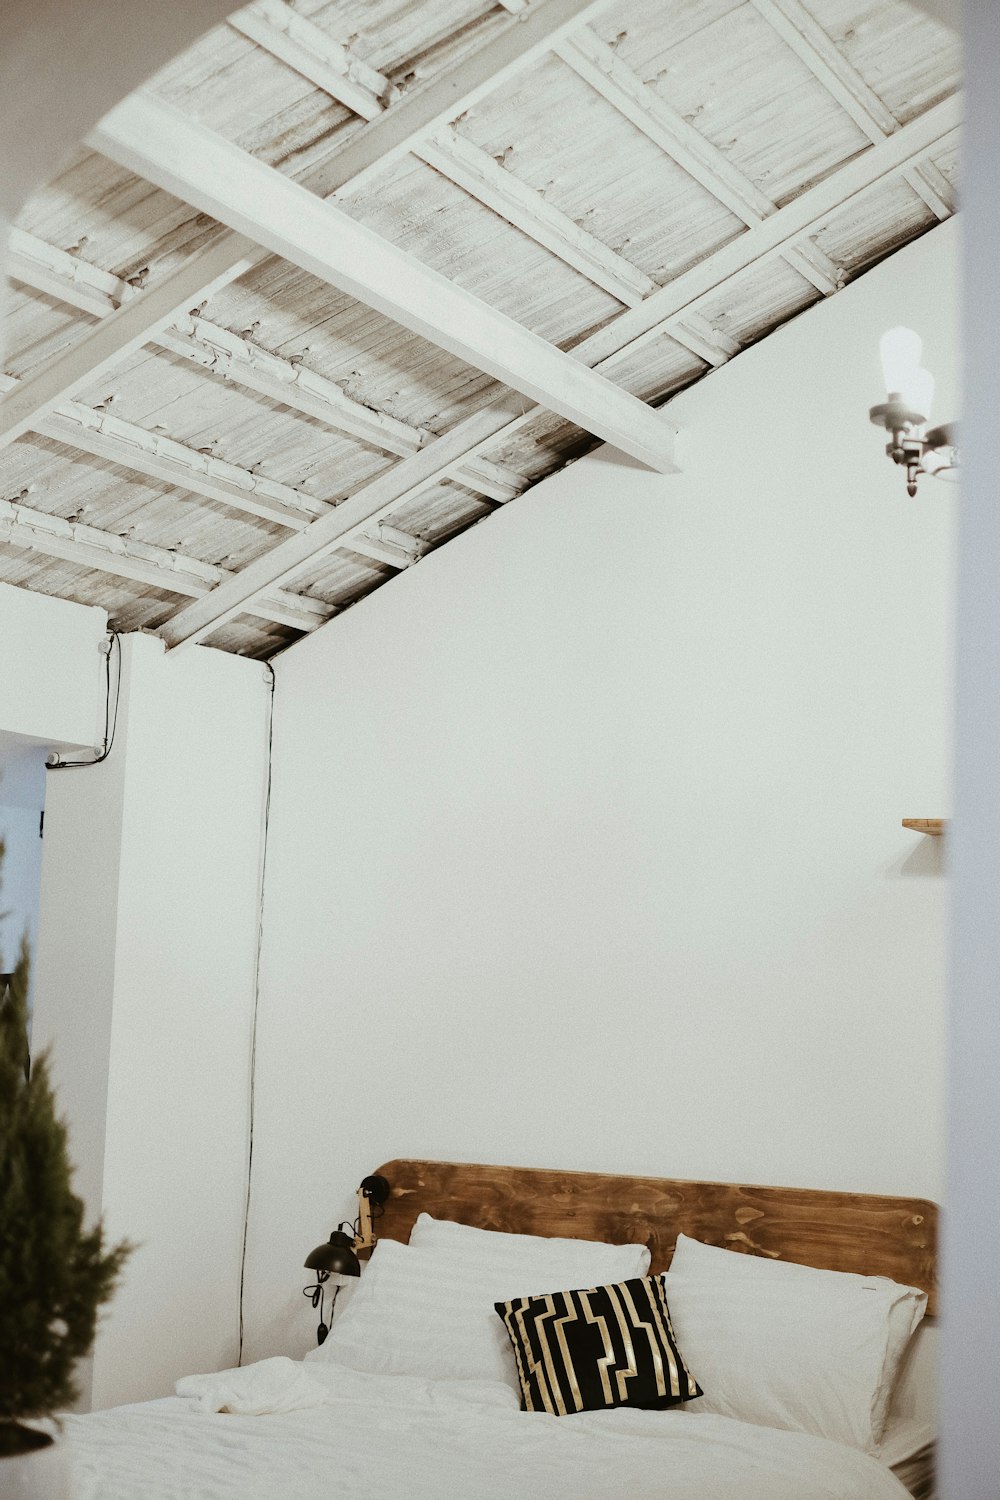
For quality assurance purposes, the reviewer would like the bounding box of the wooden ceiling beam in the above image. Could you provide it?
[88,92,678,474]
[0,493,333,633]
[229,0,652,306]
[902,162,956,220]
[229,0,396,120]
[37,400,326,531]
[748,0,898,144]
[158,398,528,647]
[557,27,849,297]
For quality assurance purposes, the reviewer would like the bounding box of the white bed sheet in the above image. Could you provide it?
[65,1361,912,1500]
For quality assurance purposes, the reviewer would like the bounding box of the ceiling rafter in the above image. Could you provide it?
[229,0,654,306]
[7,228,529,501]
[748,0,957,222]
[0,494,333,633]
[229,0,397,119]
[127,91,959,652]
[555,26,847,296]
[87,92,679,474]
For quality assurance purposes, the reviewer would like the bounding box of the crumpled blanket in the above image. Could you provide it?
[176,1357,334,1415]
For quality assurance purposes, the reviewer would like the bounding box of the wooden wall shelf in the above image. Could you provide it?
[902,819,947,836]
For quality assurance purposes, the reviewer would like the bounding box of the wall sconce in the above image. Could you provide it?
[303,1175,391,1344]
[869,326,959,497]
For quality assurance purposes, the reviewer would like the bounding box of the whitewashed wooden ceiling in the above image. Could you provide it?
[0,0,960,658]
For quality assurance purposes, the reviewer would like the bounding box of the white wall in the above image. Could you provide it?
[941,4,999,1494]
[32,633,272,1408]
[245,221,957,1362]
[0,581,106,748]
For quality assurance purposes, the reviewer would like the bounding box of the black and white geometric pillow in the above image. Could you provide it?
[495,1276,702,1416]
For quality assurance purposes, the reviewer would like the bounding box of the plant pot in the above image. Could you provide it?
[0,1424,70,1500]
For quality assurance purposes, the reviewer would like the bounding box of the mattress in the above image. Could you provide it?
[64,1361,915,1500]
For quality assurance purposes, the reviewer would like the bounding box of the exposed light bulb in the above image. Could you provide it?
[880,326,923,396]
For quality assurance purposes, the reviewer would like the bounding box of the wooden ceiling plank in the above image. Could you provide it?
[572,94,962,369]
[231,0,651,306]
[88,92,679,474]
[749,0,898,144]
[0,495,332,632]
[158,397,529,647]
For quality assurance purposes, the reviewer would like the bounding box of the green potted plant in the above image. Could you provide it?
[0,920,131,1494]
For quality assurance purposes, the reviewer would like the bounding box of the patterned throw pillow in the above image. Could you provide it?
[495,1276,702,1416]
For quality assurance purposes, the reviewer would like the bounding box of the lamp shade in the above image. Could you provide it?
[304,1230,361,1277]
[880,326,923,395]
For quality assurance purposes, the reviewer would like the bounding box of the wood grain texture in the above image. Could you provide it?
[371,1158,938,1315]
[903,819,947,836]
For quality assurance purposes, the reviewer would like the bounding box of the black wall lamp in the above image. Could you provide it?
[303,1175,390,1344]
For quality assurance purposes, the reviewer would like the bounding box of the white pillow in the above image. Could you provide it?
[409,1212,652,1278]
[662,1234,926,1454]
[310,1230,650,1386]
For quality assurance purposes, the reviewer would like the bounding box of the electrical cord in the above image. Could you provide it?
[238,662,275,1366]
[47,632,122,771]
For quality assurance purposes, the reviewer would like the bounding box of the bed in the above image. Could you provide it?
[63,1159,938,1500]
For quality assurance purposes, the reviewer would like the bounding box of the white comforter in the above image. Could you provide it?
[65,1358,910,1500]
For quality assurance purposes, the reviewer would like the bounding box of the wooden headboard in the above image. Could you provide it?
[371,1159,938,1316]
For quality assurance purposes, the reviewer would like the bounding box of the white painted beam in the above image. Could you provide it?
[903,162,956,219]
[749,0,898,144]
[0,494,333,632]
[158,318,425,457]
[159,398,528,647]
[229,0,395,120]
[6,228,126,317]
[88,92,678,474]
[37,401,326,531]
